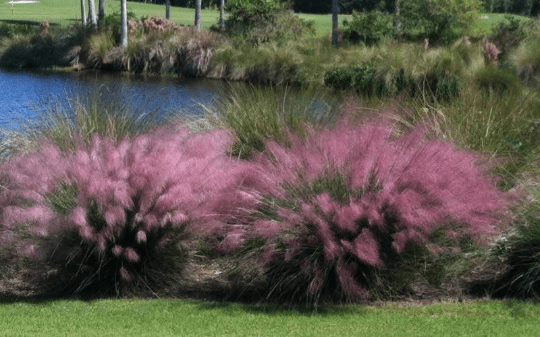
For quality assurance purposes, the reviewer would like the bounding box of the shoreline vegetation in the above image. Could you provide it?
[0,0,540,312]
[0,5,536,85]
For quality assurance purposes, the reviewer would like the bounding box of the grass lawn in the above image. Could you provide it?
[0,0,351,36]
[0,298,539,336]
[471,12,533,35]
[1,0,529,37]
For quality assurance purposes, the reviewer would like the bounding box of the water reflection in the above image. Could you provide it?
[0,70,223,130]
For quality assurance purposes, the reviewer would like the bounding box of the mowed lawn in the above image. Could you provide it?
[0,298,540,336]
[0,0,347,35]
[1,0,523,37]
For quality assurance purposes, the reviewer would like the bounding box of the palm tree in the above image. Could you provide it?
[195,0,202,33]
[165,0,171,20]
[121,0,128,47]
[331,0,338,45]
[88,0,98,30]
[98,0,105,27]
[394,0,400,36]
[80,0,87,27]
[220,0,225,30]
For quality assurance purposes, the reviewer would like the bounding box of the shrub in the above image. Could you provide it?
[223,0,313,46]
[401,0,480,43]
[225,0,286,28]
[236,117,506,303]
[490,15,530,66]
[100,10,138,43]
[324,65,398,97]
[324,65,460,101]
[342,11,394,46]
[0,126,260,296]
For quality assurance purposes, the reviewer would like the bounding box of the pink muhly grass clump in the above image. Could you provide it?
[0,125,263,295]
[247,117,507,301]
[485,42,501,63]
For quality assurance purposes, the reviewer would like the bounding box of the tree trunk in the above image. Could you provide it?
[121,0,128,47]
[98,0,105,27]
[88,0,98,30]
[220,0,225,30]
[331,0,339,45]
[394,0,400,36]
[166,0,171,20]
[80,0,87,28]
[195,0,202,33]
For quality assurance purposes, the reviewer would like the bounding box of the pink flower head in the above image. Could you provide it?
[218,233,244,253]
[112,245,124,257]
[120,267,133,281]
[123,247,140,263]
[485,42,500,63]
[136,230,147,244]
[254,220,282,239]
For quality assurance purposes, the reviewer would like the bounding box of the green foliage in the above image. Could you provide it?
[509,21,540,87]
[324,65,461,101]
[342,11,394,46]
[474,64,522,94]
[203,85,339,159]
[45,183,78,216]
[223,2,315,46]
[324,65,397,97]
[490,15,531,65]
[493,183,540,298]
[0,23,38,39]
[225,0,286,25]
[401,0,481,43]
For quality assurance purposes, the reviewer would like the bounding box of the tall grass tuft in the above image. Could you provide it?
[511,40,540,88]
[202,84,342,159]
[10,90,168,154]
[226,115,508,304]
[492,171,540,298]
[0,126,262,296]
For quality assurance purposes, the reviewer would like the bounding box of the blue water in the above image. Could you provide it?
[0,69,223,130]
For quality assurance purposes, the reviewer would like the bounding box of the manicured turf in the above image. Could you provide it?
[0,0,349,36]
[1,0,221,30]
[0,298,539,336]
[472,12,533,35]
[1,0,527,37]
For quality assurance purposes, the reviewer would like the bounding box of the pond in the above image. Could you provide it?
[0,69,225,131]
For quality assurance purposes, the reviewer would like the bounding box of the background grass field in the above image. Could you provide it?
[0,0,349,35]
[1,0,526,36]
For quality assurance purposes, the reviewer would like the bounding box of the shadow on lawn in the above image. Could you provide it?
[0,295,81,306]
[192,300,363,316]
[0,20,60,27]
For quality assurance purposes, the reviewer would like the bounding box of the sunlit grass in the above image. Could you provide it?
[0,87,167,156]
[0,0,527,37]
[198,84,343,158]
[0,299,540,336]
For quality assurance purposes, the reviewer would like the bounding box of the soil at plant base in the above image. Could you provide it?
[0,256,514,306]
